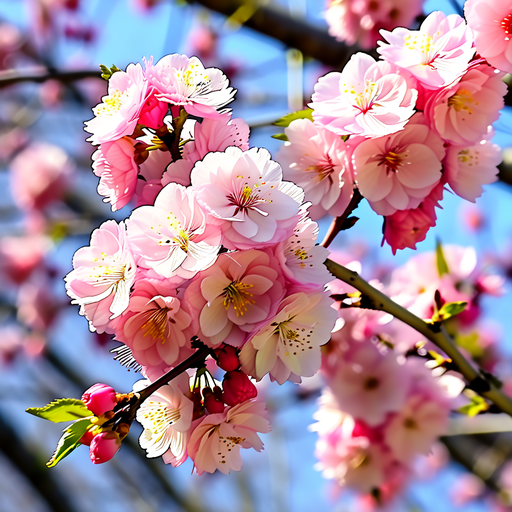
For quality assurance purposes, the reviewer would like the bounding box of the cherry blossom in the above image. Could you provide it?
[191,147,304,249]
[239,291,337,384]
[92,137,140,211]
[328,342,409,426]
[126,183,222,280]
[378,11,475,89]
[444,136,502,202]
[324,0,424,50]
[465,0,512,74]
[423,64,506,146]
[10,142,74,211]
[116,279,193,369]
[276,118,354,219]
[135,373,194,464]
[84,63,149,146]
[145,54,236,118]
[309,53,417,138]
[187,400,271,475]
[184,249,286,348]
[64,220,136,333]
[353,116,445,215]
[273,215,332,290]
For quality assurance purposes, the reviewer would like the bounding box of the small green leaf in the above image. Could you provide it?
[26,398,92,423]
[436,240,450,277]
[273,108,313,127]
[458,394,489,417]
[431,301,467,323]
[271,133,289,141]
[47,418,91,467]
[99,64,121,81]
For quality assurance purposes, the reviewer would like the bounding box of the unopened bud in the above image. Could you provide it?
[82,383,117,417]
[89,431,121,464]
[216,344,240,372]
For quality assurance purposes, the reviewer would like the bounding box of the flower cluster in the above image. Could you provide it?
[65,53,338,473]
[312,245,503,501]
[279,10,506,253]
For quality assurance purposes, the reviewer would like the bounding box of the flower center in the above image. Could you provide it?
[90,263,127,287]
[403,417,417,429]
[353,79,378,114]
[141,306,171,341]
[404,32,434,63]
[227,185,266,216]
[447,89,474,113]
[501,13,512,36]
[223,281,255,316]
[378,149,406,174]
[307,156,335,182]
[172,229,190,252]
[93,90,128,116]
[457,148,479,166]
[363,376,380,390]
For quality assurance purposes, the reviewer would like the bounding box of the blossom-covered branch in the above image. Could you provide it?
[325,258,512,417]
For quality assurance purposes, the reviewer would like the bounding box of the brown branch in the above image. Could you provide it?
[0,68,101,88]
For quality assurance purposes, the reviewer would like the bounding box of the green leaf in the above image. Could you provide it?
[431,301,467,323]
[458,394,489,417]
[273,108,313,127]
[47,418,92,467]
[99,64,121,81]
[26,398,92,423]
[271,133,289,142]
[436,240,450,277]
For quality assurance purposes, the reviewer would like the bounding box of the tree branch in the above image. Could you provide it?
[325,258,512,417]
[0,68,101,88]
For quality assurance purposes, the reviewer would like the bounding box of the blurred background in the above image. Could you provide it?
[2,0,512,510]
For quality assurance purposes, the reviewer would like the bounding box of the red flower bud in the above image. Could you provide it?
[79,428,95,446]
[82,383,117,417]
[203,388,225,414]
[216,344,240,372]
[222,370,257,406]
[89,431,121,464]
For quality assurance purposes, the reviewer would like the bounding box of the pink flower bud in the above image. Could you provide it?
[89,431,121,464]
[216,344,240,372]
[81,383,117,416]
[222,370,257,406]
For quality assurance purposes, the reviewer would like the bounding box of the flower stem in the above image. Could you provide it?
[325,258,512,417]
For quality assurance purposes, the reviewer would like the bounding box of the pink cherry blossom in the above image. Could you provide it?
[116,279,193,369]
[17,276,60,331]
[377,12,475,89]
[145,54,236,119]
[309,53,417,138]
[184,249,286,348]
[64,220,136,333]
[126,183,221,280]
[277,118,354,219]
[187,399,271,475]
[353,116,445,215]
[273,215,332,290]
[311,390,393,493]
[384,395,449,463]
[191,147,304,250]
[135,373,194,464]
[183,117,250,163]
[424,64,506,146]
[239,291,338,384]
[465,0,512,74]
[92,137,140,211]
[444,137,501,202]
[382,182,443,253]
[324,0,424,50]
[0,234,49,284]
[328,342,409,426]
[10,142,74,211]
[84,63,149,145]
